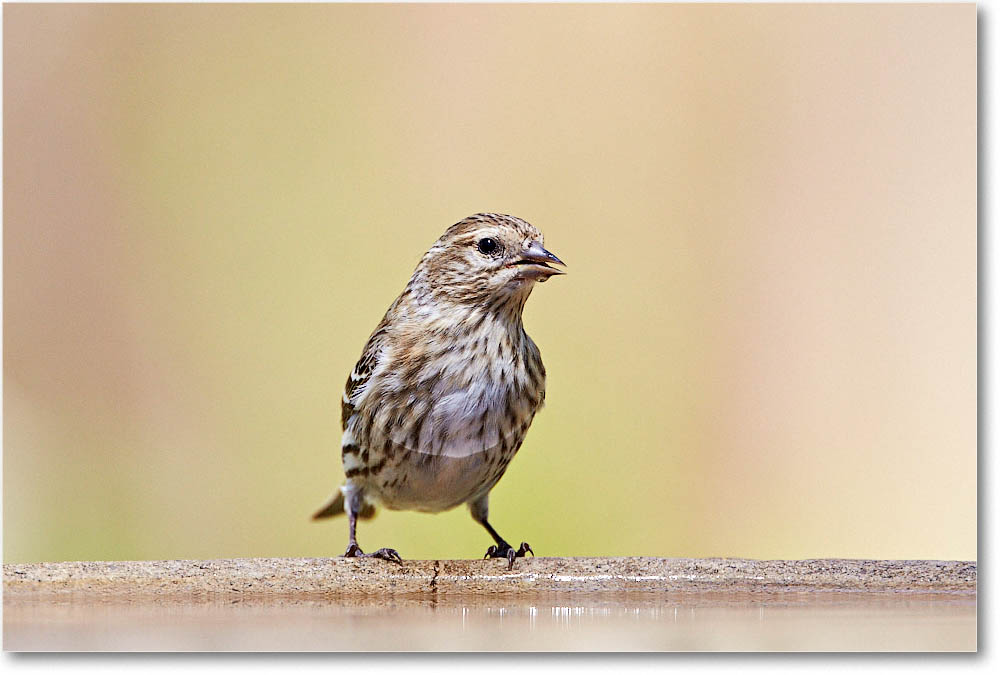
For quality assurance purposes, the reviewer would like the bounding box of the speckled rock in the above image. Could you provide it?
[3,557,976,599]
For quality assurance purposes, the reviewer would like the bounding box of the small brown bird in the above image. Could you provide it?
[312,213,565,569]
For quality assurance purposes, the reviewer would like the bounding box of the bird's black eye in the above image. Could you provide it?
[477,238,500,255]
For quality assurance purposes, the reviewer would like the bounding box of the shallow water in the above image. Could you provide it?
[3,591,976,651]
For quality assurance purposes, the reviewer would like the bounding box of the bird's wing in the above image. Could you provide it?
[341,311,393,430]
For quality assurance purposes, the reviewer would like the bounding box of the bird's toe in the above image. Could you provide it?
[370,547,404,565]
[484,541,533,570]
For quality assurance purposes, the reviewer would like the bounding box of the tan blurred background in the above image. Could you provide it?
[3,4,975,564]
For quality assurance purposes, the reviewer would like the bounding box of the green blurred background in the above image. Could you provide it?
[3,3,976,563]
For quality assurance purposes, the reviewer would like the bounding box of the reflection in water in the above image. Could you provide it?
[4,591,976,651]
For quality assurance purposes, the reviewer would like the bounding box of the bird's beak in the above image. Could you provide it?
[510,241,567,281]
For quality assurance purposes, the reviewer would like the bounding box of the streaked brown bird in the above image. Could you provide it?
[312,213,565,569]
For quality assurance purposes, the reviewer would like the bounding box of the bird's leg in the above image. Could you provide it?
[470,495,533,570]
[341,490,403,564]
[343,506,363,556]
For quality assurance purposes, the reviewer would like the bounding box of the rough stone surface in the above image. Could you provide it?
[3,557,977,599]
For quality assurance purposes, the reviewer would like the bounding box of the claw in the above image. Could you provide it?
[371,548,404,565]
[484,541,534,570]
[342,543,403,564]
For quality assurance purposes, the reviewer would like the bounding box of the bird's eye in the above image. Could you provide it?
[477,238,500,255]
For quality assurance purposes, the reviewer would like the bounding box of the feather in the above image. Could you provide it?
[311,490,376,520]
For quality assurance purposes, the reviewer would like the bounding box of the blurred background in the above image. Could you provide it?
[3,3,975,564]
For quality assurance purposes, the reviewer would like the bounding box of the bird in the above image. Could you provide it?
[312,213,565,569]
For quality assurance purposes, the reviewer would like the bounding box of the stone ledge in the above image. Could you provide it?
[3,557,976,598]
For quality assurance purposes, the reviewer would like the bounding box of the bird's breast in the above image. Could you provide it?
[358,330,544,460]
[391,362,534,459]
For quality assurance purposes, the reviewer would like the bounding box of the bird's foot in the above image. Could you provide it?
[343,543,404,564]
[484,541,534,570]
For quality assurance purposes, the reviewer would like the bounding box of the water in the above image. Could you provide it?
[3,591,976,651]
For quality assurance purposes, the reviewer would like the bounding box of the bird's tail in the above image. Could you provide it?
[311,490,376,520]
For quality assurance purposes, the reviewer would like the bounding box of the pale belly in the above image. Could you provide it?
[345,337,542,512]
[366,439,521,513]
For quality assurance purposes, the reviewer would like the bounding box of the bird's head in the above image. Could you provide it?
[412,213,566,307]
